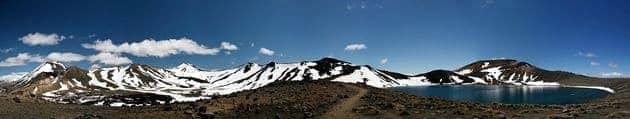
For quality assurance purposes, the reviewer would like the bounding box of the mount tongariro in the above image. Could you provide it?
[0,58,595,106]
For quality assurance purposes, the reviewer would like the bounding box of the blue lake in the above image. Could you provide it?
[390,85,611,105]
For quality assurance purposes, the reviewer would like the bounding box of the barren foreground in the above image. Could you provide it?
[1,80,629,119]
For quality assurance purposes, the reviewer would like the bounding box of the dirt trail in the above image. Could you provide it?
[322,84,368,119]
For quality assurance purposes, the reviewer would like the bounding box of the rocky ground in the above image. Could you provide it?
[1,80,629,119]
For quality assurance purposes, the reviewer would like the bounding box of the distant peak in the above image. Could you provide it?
[130,63,150,68]
[174,62,200,72]
[265,62,277,66]
[38,61,67,70]
[29,61,67,75]
[316,57,350,64]
[427,69,456,73]
[177,62,195,68]
[476,59,518,63]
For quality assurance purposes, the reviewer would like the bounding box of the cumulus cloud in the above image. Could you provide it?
[344,44,367,51]
[380,58,388,65]
[0,48,13,53]
[89,64,101,69]
[346,0,384,11]
[594,72,630,78]
[46,52,86,62]
[577,51,596,58]
[82,38,220,58]
[0,53,44,67]
[87,52,133,65]
[259,48,275,56]
[19,32,66,46]
[220,42,238,51]
[590,61,600,66]
[480,0,495,8]
[609,62,618,68]
[0,72,28,83]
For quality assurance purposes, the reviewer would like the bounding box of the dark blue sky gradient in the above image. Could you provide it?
[0,0,628,75]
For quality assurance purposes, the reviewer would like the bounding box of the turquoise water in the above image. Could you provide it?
[390,85,611,105]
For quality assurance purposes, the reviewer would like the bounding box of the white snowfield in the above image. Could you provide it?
[4,60,616,106]
[566,86,615,93]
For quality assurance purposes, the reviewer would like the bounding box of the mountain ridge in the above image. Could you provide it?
[0,57,612,106]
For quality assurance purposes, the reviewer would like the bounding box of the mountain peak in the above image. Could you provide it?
[174,62,200,72]
[316,57,350,64]
[458,59,527,71]
[33,61,67,73]
[176,62,195,68]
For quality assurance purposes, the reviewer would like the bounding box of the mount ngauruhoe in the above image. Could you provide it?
[0,58,610,106]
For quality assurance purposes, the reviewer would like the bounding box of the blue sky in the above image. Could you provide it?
[0,0,628,77]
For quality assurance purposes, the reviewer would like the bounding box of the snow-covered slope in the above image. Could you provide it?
[3,58,605,106]
[5,58,431,106]
[454,59,557,85]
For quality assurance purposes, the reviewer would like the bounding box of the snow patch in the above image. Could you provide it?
[567,86,615,93]
[456,69,472,75]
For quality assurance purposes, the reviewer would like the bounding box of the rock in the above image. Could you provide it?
[547,114,573,119]
[199,112,215,119]
[454,110,464,115]
[304,112,313,118]
[399,111,410,116]
[606,111,630,118]
[76,113,103,119]
[184,110,194,114]
[494,114,506,119]
[163,105,174,111]
[12,96,21,103]
[274,113,281,119]
[198,106,208,113]
[561,109,569,113]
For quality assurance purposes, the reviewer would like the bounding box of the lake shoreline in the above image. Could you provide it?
[390,85,613,105]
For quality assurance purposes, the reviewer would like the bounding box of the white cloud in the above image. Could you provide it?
[89,64,101,69]
[220,42,238,51]
[250,43,255,47]
[82,38,220,58]
[577,51,596,58]
[594,72,630,78]
[344,43,367,51]
[609,62,618,68]
[480,0,495,8]
[46,52,86,62]
[0,53,44,67]
[249,56,260,62]
[346,0,383,11]
[259,48,275,56]
[326,53,335,58]
[87,52,132,65]
[19,32,66,46]
[0,72,28,83]
[590,61,600,66]
[0,48,13,53]
[380,58,388,65]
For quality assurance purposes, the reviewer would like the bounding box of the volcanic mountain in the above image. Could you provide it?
[0,58,606,106]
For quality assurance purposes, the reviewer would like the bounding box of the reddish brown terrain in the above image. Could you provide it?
[1,79,629,119]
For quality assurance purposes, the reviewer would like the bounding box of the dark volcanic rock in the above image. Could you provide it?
[416,70,475,84]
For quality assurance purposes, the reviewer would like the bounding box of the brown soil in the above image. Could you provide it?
[0,80,629,119]
[322,84,368,118]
